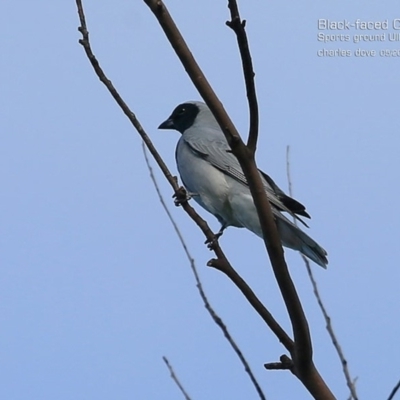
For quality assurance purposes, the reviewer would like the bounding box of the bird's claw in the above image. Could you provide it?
[205,236,219,250]
[173,187,191,206]
[205,230,224,250]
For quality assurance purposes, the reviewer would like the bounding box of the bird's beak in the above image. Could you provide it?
[158,117,174,130]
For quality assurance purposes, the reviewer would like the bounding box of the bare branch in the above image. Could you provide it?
[346,378,358,400]
[264,355,293,371]
[226,0,258,153]
[76,0,176,192]
[143,144,267,400]
[286,145,358,400]
[163,356,192,400]
[206,258,293,353]
[304,254,358,400]
[264,363,291,371]
[387,379,400,400]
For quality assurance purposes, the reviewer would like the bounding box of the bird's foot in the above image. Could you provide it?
[173,187,196,206]
[205,228,225,250]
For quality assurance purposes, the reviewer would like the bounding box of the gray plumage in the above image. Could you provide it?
[158,101,328,268]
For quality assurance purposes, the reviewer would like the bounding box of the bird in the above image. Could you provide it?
[158,101,328,268]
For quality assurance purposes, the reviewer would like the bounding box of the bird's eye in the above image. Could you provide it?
[178,108,186,115]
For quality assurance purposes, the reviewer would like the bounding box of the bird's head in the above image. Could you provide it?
[158,101,206,134]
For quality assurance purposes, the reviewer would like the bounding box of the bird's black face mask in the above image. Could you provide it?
[158,103,200,134]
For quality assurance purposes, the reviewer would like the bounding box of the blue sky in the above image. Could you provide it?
[1,1,400,399]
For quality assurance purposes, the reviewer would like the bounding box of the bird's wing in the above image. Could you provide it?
[258,171,310,219]
[183,134,309,226]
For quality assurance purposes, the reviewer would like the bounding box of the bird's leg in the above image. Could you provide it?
[205,224,227,249]
[215,224,226,240]
[173,186,197,206]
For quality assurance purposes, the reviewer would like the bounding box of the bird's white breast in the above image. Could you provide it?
[176,137,232,221]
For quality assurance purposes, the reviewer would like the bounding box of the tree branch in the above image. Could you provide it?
[76,1,175,192]
[264,355,294,371]
[163,356,192,400]
[143,144,267,400]
[207,257,293,353]
[226,0,258,153]
[387,379,400,400]
[143,1,334,398]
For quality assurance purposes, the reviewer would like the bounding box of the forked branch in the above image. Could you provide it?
[226,0,259,152]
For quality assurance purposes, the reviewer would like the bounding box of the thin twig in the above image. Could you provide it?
[264,362,291,370]
[143,144,267,400]
[226,0,258,153]
[76,0,175,191]
[264,355,293,371]
[303,253,358,400]
[75,0,293,353]
[163,356,192,400]
[346,378,358,400]
[387,379,400,400]
[286,145,358,400]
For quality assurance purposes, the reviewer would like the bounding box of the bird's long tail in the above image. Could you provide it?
[230,194,328,267]
[275,215,328,268]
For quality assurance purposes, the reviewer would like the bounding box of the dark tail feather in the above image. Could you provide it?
[276,217,328,268]
[298,239,328,268]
